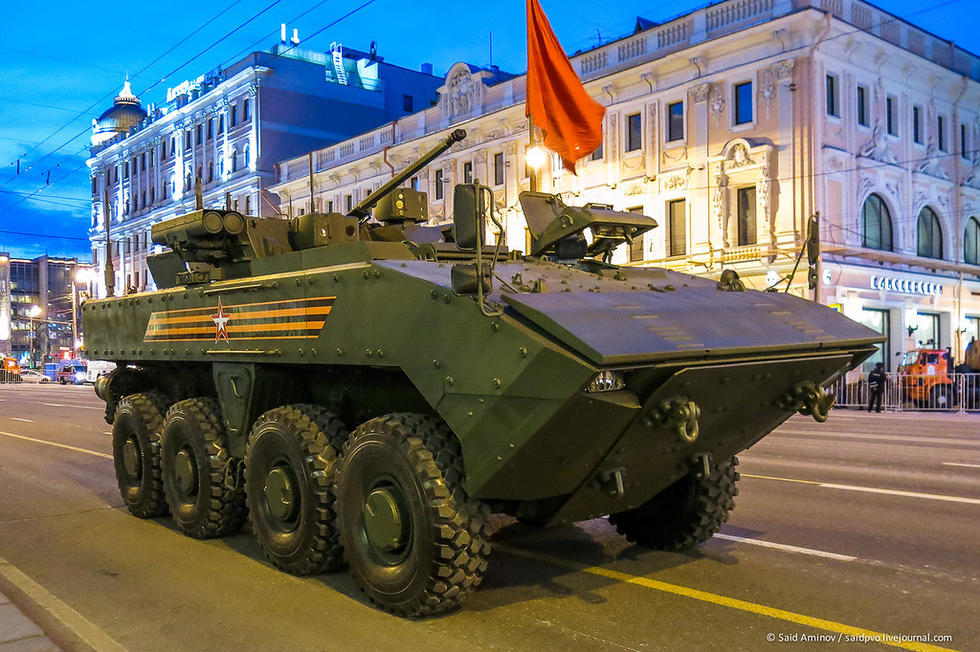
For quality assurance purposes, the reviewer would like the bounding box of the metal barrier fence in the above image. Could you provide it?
[0,371,21,384]
[829,372,980,412]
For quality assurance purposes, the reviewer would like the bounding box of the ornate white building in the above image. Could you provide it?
[270,0,980,369]
[87,42,443,298]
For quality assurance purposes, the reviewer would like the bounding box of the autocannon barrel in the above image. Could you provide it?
[347,128,466,218]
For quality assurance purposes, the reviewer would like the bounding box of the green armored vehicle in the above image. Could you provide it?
[84,129,881,616]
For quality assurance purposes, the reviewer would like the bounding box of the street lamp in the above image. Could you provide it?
[28,304,41,369]
[525,146,548,171]
[72,268,94,359]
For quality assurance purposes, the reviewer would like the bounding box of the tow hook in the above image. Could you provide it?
[779,381,835,423]
[692,452,712,479]
[648,397,701,443]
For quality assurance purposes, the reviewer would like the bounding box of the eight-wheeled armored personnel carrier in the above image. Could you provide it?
[83,129,883,616]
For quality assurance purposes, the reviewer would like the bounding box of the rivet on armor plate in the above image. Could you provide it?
[519,346,528,357]
[373,270,381,278]
[376,349,384,358]
[332,274,339,282]
[297,349,304,356]
[492,378,501,388]
[336,348,343,357]
[490,322,499,332]
[308,277,315,285]
[445,376,454,386]
[430,290,438,299]
[432,360,440,368]
[362,270,369,279]
[185,348,190,355]
[443,294,451,304]
[311,348,318,356]
[365,349,373,357]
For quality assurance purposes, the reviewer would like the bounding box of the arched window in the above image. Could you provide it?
[861,194,893,251]
[231,149,238,172]
[244,144,250,168]
[965,217,980,265]
[917,206,943,259]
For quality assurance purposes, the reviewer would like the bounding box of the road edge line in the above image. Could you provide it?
[0,556,126,652]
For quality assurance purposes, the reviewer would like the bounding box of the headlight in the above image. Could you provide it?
[586,370,625,393]
[76,372,86,381]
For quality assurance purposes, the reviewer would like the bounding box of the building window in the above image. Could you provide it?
[231,149,238,173]
[856,85,869,127]
[435,169,444,200]
[124,162,129,179]
[591,143,603,160]
[667,101,684,141]
[463,161,473,184]
[736,187,756,246]
[410,176,418,191]
[196,165,202,183]
[493,153,504,186]
[734,81,753,125]
[402,94,413,112]
[826,75,839,117]
[345,194,353,212]
[141,190,146,209]
[917,206,943,259]
[961,123,969,159]
[186,171,191,188]
[243,144,250,168]
[185,130,191,149]
[219,115,224,134]
[231,106,237,127]
[667,198,686,257]
[913,106,922,144]
[862,194,893,251]
[327,200,334,212]
[140,153,146,171]
[149,187,155,203]
[91,176,97,194]
[161,141,166,160]
[207,118,213,140]
[196,124,202,145]
[245,195,250,214]
[208,161,214,183]
[886,96,897,136]
[938,116,946,151]
[243,100,250,121]
[964,217,980,265]
[626,112,642,152]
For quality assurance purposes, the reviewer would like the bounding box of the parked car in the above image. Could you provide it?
[20,369,51,384]
[56,359,88,385]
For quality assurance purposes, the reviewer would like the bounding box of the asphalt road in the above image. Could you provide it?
[0,383,977,651]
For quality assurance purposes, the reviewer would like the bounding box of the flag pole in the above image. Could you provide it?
[528,116,538,192]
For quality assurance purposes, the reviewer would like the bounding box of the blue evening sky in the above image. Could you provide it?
[0,0,976,260]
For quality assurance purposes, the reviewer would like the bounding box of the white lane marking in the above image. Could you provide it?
[713,533,857,562]
[775,429,980,446]
[942,462,980,469]
[8,417,33,423]
[742,473,980,505]
[820,483,980,505]
[0,431,112,460]
[0,555,126,652]
[40,402,103,410]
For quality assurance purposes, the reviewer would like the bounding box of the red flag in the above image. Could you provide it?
[526,0,605,173]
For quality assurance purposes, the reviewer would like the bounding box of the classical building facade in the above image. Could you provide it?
[272,0,980,370]
[87,42,442,298]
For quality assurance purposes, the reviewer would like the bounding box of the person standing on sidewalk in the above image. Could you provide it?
[868,362,886,413]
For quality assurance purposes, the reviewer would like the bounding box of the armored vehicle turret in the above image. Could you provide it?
[84,128,882,616]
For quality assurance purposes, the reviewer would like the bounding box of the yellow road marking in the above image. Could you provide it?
[0,431,112,459]
[496,544,956,652]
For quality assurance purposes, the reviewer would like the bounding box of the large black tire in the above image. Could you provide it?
[160,397,246,539]
[245,404,349,575]
[112,392,170,518]
[334,414,490,617]
[609,456,739,551]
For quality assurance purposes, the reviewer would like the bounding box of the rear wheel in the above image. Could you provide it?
[609,456,739,551]
[930,384,953,409]
[334,414,490,617]
[245,404,349,575]
[112,392,170,518]
[161,397,246,539]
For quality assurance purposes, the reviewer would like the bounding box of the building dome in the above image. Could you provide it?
[91,80,147,146]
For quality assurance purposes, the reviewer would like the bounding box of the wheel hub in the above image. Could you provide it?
[174,448,198,496]
[363,487,406,553]
[264,466,297,522]
[122,437,141,478]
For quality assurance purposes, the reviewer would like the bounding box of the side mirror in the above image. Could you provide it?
[452,184,484,250]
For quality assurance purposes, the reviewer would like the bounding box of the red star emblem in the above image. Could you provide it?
[211,297,231,342]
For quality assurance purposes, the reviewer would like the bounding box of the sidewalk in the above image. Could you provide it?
[0,586,59,651]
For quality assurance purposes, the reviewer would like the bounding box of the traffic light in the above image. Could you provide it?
[806,213,820,290]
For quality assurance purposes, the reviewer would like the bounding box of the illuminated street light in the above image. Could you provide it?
[75,269,94,285]
[28,305,41,318]
[525,145,548,170]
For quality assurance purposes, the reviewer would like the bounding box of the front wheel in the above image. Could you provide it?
[334,414,490,617]
[609,456,739,551]
[112,393,170,518]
